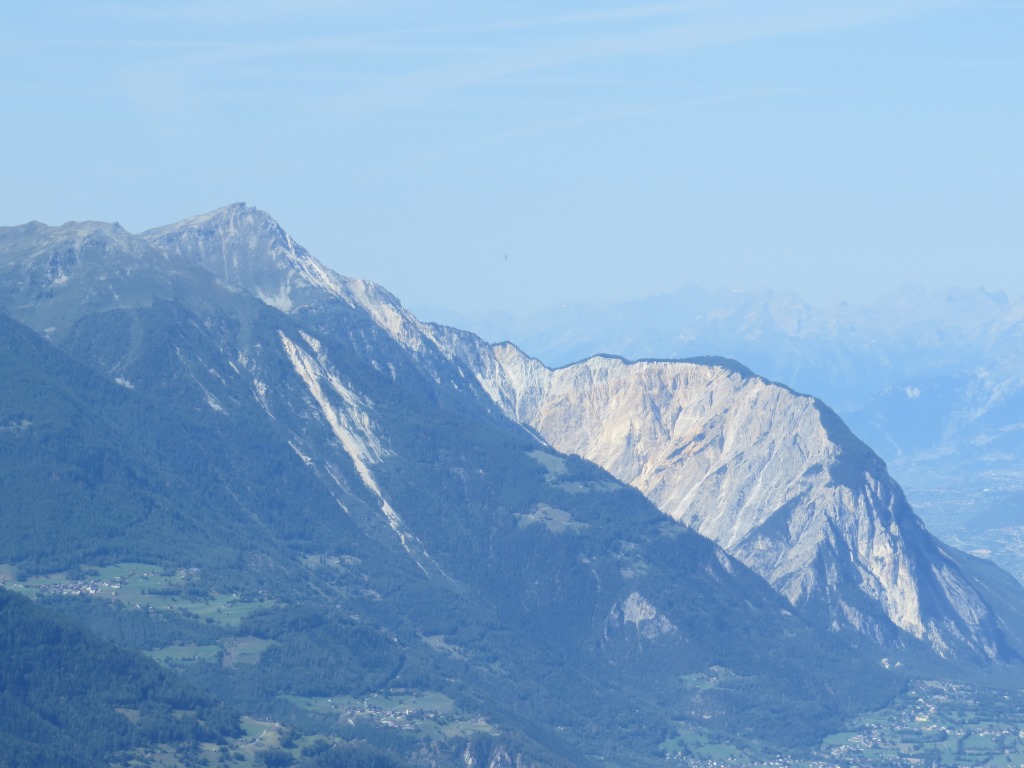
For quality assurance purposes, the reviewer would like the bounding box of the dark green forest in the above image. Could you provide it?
[0,588,238,767]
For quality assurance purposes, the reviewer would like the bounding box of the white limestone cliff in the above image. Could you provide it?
[444,336,1007,659]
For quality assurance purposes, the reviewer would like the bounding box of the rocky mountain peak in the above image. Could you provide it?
[139,206,423,345]
[141,204,345,312]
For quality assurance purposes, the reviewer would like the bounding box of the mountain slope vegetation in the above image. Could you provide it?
[0,587,237,768]
[2,205,1018,765]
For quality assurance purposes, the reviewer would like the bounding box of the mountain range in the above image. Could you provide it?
[422,285,1024,582]
[2,204,1023,766]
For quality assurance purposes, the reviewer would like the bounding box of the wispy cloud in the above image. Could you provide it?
[432,86,814,156]
[293,0,956,119]
[9,0,964,141]
[942,56,1024,71]
[73,0,366,24]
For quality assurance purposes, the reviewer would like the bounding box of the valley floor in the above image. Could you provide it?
[668,679,1024,767]
[10,561,1024,768]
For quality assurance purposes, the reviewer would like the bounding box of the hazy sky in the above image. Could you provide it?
[3,2,1021,313]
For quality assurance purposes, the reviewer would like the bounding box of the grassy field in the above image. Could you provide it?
[3,561,274,626]
[144,643,222,668]
[221,636,276,666]
[661,727,752,762]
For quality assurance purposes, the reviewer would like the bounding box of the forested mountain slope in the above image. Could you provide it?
[0,206,911,764]
[0,588,237,767]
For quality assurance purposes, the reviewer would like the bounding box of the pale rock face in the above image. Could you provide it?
[613,592,678,640]
[603,591,678,653]
[450,339,1006,659]
[277,328,446,578]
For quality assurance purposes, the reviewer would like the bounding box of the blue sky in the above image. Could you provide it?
[3,2,1021,312]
